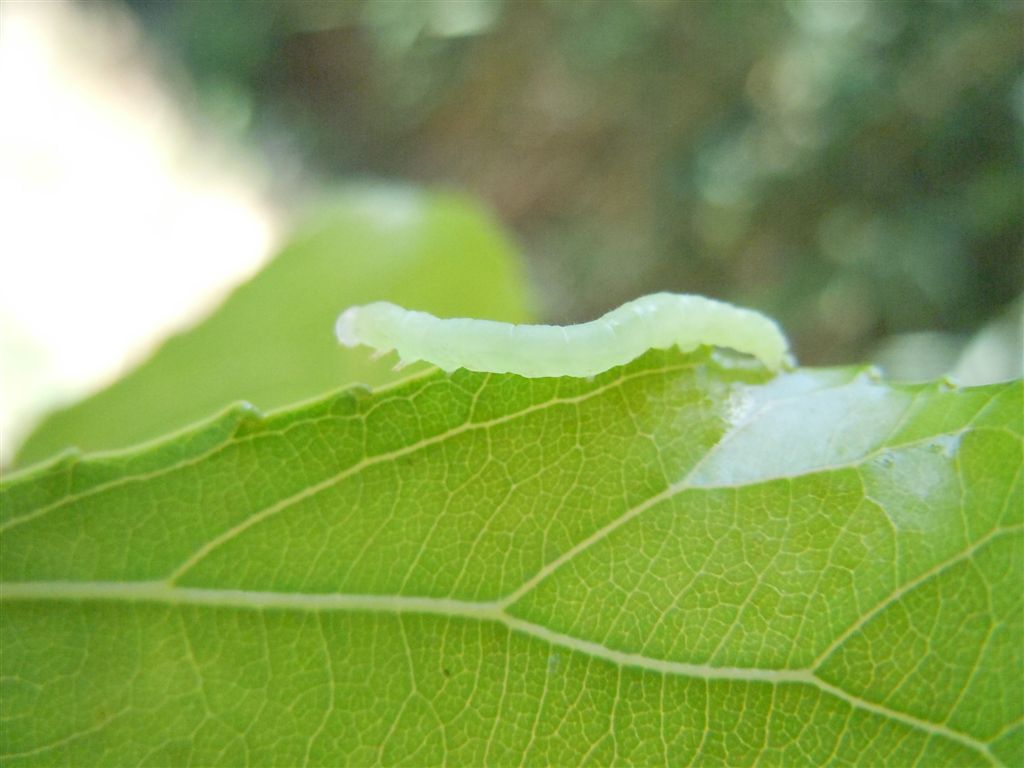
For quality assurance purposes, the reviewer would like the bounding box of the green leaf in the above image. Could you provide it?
[1,350,1021,767]
[14,187,532,467]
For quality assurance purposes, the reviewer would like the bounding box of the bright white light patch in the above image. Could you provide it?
[0,1,278,462]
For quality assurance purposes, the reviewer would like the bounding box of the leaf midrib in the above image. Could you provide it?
[0,577,1003,764]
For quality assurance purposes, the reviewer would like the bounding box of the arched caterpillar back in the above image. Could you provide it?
[336,293,792,378]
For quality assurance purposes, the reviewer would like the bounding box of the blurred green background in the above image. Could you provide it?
[130,0,1023,364]
[2,0,1022,465]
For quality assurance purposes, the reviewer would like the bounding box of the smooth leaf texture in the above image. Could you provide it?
[15,187,531,466]
[1,350,1021,766]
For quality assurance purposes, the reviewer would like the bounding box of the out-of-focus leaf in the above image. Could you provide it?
[15,187,531,466]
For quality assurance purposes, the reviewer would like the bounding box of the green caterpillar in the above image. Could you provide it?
[336,293,792,378]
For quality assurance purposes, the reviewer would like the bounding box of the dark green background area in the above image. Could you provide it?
[127,0,1023,364]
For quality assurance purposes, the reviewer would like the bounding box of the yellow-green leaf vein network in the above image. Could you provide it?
[1,349,1021,766]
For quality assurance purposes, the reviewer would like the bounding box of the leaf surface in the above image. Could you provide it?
[1,350,1021,766]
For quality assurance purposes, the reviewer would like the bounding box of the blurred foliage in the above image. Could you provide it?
[127,0,1022,364]
[16,187,531,466]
